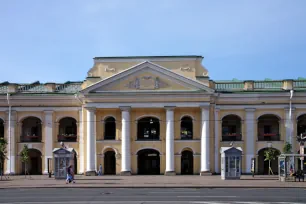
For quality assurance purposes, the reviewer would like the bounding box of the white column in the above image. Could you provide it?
[285,108,295,144]
[245,108,255,173]
[120,106,131,175]
[5,110,16,174]
[78,109,84,174]
[165,106,175,175]
[214,108,220,173]
[86,107,96,175]
[200,106,210,175]
[43,111,53,174]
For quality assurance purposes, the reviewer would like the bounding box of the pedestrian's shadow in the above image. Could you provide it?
[76,178,122,180]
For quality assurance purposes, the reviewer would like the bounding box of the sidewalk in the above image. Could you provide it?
[0,175,305,189]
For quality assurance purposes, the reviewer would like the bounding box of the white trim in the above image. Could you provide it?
[134,140,162,143]
[179,147,195,154]
[135,147,162,155]
[221,113,243,120]
[256,112,282,120]
[18,115,43,123]
[296,112,306,119]
[96,140,121,144]
[18,147,42,155]
[55,115,78,123]
[180,114,195,120]
[0,117,5,122]
[94,57,202,63]
[257,147,281,154]
[82,61,214,94]
[0,107,81,112]
[136,115,161,121]
[103,115,117,121]
[174,139,200,143]
[84,102,210,109]
[217,104,306,110]
[101,146,119,155]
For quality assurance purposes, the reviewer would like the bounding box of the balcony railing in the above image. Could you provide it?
[258,133,280,141]
[222,133,242,141]
[57,134,77,142]
[20,135,42,143]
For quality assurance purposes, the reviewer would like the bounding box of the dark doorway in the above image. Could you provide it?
[137,149,160,175]
[74,153,77,174]
[257,148,280,175]
[22,149,42,175]
[104,151,116,175]
[181,150,193,175]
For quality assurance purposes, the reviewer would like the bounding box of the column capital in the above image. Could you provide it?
[164,106,176,111]
[284,107,296,112]
[44,110,54,115]
[85,107,96,112]
[120,106,131,112]
[200,105,210,110]
[245,108,256,112]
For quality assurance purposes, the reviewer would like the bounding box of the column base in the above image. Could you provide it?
[120,171,131,176]
[165,171,176,176]
[85,171,96,176]
[200,171,212,176]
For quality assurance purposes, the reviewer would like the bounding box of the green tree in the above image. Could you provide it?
[0,138,8,180]
[20,145,29,178]
[283,142,292,154]
[264,148,277,175]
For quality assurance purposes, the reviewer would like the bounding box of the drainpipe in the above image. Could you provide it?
[289,90,294,145]
[6,93,11,175]
[74,93,84,174]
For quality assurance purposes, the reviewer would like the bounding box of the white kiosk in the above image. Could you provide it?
[220,147,242,180]
[53,147,76,179]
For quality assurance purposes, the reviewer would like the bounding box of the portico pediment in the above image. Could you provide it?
[81,61,214,94]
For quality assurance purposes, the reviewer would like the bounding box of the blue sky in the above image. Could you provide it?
[0,0,305,83]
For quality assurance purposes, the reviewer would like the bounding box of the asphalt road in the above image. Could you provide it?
[0,188,305,204]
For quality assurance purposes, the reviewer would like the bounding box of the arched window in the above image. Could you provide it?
[297,114,306,137]
[0,119,4,138]
[258,114,280,141]
[222,115,242,141]
[181,116,193,140]
[104,117,116,140]
[21,117,42,142]
[137,117,160,140]
[58,117,77,142]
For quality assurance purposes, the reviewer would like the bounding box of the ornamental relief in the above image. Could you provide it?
[125,76,168,90]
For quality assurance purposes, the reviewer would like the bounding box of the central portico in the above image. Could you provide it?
[80,58,214,175]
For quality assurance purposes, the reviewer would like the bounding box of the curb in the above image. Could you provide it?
[1,185,305,189]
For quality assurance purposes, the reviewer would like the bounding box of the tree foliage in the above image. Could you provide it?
[283,142,292,154]
[0,138,8,180]
[264,148,277,175]
[20,145,29,177]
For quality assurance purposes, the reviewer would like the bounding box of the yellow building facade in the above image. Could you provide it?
[1,55,306,176]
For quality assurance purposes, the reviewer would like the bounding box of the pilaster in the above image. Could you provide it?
[200,106,211,175]
[165,106,175,175]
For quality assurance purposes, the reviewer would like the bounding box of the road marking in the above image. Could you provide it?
[178,196,238,198]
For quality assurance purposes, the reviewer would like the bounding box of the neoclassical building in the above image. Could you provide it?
[0,55,306,175]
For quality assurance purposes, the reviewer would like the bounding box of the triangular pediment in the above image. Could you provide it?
[81,61,214,94]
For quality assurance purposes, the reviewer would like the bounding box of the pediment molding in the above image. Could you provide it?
[81,61,214,94]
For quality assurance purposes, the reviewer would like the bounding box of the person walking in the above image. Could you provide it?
[98,164,103,176]
[66,165,75,184]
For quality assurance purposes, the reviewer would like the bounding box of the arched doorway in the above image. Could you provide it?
[137,149,160,175]
[258,148,280,175]
[181,150,193,175]
[104,151,116,175]
[22,149,42,175]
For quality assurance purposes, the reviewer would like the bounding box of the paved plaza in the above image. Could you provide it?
[0,175,305,189]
